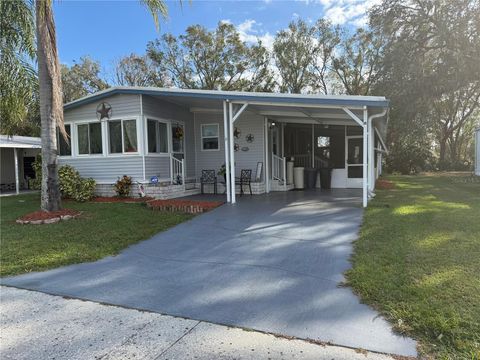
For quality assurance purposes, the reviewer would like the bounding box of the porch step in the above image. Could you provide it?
[182,188,201,197]
[271,180,294,192]
[185,182,197,190]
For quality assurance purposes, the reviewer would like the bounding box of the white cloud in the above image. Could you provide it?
[230,19,275,51]
[295,0,380,27]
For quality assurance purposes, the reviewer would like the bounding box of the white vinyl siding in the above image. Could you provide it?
[65,94,141,122]
[58,156,143,183]
[194,112,265,181]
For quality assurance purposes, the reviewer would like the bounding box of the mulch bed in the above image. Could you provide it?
[147,199,224,214]
[91,196,154,203]
[376,179,395,190]
[16,209,81,225]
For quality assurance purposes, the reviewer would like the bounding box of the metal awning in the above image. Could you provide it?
[0,135,42,149]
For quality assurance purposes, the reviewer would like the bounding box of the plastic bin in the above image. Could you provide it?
[286,161,294,185]
[293,167,305,189]
[304,168,317,189]
[319,168,333,189]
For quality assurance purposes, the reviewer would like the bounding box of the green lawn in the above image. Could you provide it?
[0,194,193,277]
[346,174,480,359]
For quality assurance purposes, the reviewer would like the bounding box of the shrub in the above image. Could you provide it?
[114,175,133,197]
[29,154,42,190]
[75,178,96,202]
[58,164,96,202]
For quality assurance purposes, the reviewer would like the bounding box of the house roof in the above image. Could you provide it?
[64,86,390,111]
[0,135,41,149]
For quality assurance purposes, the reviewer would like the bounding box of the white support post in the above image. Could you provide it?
[228,102,249,204]
[311,123,315,168]
[281,122,285,158]
[264,117,270,193]
[14,147,19,195]
[362,107,368,208]
[223,101,231,202]
[368,117,375,193]
[229,102,236,204]
[283,157,287,191]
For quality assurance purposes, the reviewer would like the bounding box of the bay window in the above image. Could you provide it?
[57,124,71,156]
[147,119,168,153]
[108,119,138,154]
[78,122,102,155]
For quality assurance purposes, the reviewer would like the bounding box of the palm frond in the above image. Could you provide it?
[139,0,169,30]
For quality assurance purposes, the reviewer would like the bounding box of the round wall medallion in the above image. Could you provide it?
[246,134,254,143]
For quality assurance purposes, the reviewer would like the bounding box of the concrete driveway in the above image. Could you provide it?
[1,190,416,357]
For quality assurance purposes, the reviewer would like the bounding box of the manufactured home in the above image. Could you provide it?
[61,87,389,207]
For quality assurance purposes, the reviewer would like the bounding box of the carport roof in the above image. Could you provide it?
[0,135,41,149]
[64,86,390,111]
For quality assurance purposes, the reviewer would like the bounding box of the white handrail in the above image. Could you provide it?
[292,154,328,168]
[272,153,286,187]
[170,154,184,187]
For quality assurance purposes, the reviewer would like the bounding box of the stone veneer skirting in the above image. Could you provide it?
[95,181,266,199]
[196,182,266,195]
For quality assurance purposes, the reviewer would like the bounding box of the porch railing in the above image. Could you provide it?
[292,154,329,168]
[272,153,287,190]
[170,154,185,188]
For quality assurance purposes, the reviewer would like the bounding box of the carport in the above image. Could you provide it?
[64,87,389,207]
[0,135,41,194]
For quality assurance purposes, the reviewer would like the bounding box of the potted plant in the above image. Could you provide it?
[218,164,227,182]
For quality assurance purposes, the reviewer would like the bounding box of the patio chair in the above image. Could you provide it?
[235,169,252,196]
[200,170,217,194]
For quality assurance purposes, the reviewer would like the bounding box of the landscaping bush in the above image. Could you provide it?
[29,154,42,190]
[58,164,96,202]
[114,175,133,197]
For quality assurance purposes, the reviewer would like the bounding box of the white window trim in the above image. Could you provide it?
[76,121,104,157]
[146,117,170,155]
[200,123,220,152]
[107,117,140,155]
[57,124,73,158]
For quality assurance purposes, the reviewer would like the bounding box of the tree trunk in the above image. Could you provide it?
[36,0,62,211]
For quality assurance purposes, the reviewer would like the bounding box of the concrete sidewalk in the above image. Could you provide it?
[0,286,400,360]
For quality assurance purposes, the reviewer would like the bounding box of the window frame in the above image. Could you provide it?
[200,123,220,152]
[146,117,170,156]
[76,121,103,157]
[107,118,139,155]
[57,124,72,157]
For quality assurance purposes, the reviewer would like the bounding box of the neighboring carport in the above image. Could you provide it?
[0,135,41,194]
[1,191,416,356]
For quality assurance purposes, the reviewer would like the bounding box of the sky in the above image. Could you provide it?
[53,0,380,74]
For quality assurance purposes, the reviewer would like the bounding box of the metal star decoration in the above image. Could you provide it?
[96,102,112,120]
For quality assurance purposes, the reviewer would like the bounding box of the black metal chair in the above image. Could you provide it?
[200,170,217,194]
[235,169,252,196]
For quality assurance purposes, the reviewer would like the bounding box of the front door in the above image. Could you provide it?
[346,136,363,188]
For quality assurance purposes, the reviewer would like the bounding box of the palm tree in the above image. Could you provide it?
[36,0,169,211]
[0,0,38,135]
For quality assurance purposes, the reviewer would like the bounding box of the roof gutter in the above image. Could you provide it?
[368,108,388,153]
